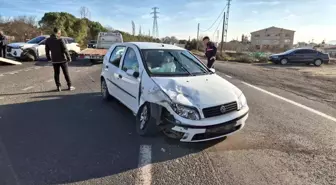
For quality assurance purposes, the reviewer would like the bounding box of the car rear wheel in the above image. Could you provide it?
[136,103,159,136]
[69,51,77,61]
[280,58,288,65]
[101,79,112,101]
[313,59,323,67]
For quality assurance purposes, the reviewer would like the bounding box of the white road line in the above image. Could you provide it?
[225,75,232,78]
[22,86,34,91]
[34,67,41,69]
[75,70,81,72]
[0,97,4,100]
[136,145,152,185]
[242,81,336,123]
[45,79,53,83]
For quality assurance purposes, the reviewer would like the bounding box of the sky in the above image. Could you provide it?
[0,0,335,43]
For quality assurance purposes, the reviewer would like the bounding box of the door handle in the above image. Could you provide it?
[118,74,123,79]
[105,65,109,68]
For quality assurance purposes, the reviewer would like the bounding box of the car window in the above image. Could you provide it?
[109,46,126,67]
[39,39,46,45]
[61,38,68,44]
[121,48,139,73]
[67,38,75,43]
[27,36,46,44]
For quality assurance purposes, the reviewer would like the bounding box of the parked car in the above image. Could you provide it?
[6,35,80,61]
[87,40,97,48]
[269,48,330,66]
[100,42,249,142]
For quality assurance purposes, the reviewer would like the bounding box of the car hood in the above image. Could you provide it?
[8,42,37,49]
[151,74,242,109]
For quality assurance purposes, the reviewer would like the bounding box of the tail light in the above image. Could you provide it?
[76,44,80,47]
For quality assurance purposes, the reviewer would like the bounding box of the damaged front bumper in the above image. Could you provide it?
[162,106,249,142]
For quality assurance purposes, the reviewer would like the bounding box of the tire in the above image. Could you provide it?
[280,58,288,65]
[136,103,159,136]
[69,51,77,61]
[101,78,112,101]
[313,59,323,67]
[20,50,36,61]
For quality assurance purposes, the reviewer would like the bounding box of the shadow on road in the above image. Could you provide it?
[0,92,217,184]
[0,90,57,96]
[253,63,316,69]
[34,60,95,68]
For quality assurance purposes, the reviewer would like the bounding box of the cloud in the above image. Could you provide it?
[252,10,258,14]
[245,1,280,5]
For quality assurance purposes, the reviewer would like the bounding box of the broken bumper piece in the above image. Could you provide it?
[169,113,248,142]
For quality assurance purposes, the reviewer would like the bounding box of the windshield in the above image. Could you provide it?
[27,36,46,44]
[141,49,211,77]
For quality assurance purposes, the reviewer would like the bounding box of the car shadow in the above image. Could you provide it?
[254,63,316,67]
[0,92,218,185]
[34,59,97,67]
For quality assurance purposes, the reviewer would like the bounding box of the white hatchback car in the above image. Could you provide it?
[100,42,249,142]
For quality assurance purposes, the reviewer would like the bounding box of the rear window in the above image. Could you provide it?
[66,38,76,43]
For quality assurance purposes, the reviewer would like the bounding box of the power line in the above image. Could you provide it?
[212,14,224,40]
[200,5,227,32]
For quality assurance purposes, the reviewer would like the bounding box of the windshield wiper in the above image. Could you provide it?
[167,52,194,76]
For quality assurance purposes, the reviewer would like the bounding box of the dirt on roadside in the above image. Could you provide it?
[215,61,336,109]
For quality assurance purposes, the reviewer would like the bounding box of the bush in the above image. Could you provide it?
[255,55,269,63]
[236,55,256,63]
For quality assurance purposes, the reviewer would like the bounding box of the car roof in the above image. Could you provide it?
[126,42,185,50]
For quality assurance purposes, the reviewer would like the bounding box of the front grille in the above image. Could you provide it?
[202,101,237,118]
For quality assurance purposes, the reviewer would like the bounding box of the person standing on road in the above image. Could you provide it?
[0,30,7,58]
[203,36,217,68]
[45,28,75,92]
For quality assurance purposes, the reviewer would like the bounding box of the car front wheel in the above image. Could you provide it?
[280,58,288,65]
[136,103,159,136]
[313,59,323,67]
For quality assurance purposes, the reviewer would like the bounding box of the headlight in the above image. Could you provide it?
[171,103,200,120]
[272,55,278,58]
[237,93,247,110]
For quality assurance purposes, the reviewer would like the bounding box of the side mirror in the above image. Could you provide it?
[126,69,139,78]
[210,68,216,73]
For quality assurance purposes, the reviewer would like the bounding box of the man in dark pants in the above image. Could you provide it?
[0,30,7,58]
[203,36,217,68]
[45,28,75,92]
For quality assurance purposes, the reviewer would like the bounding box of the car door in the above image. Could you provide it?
[304,49,317,63]
[37,39,47,59]
[104,45,127,102]
[115,46,141,112]
[289,50,304,63]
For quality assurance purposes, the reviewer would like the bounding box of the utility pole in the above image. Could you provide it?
[224,0,231,42]
[196,23,200,50]
[220,12,226,54]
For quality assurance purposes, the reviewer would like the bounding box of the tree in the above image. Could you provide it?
[79,6,90,19]
[0,15,40,42]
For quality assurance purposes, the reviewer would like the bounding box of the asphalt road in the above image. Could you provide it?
[0,60,335,185]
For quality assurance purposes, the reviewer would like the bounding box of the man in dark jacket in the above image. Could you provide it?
[45,28,75,91]
[0,30,7,58]
[203,36,217,68]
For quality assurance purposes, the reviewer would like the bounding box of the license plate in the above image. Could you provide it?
[206,123,235,133]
